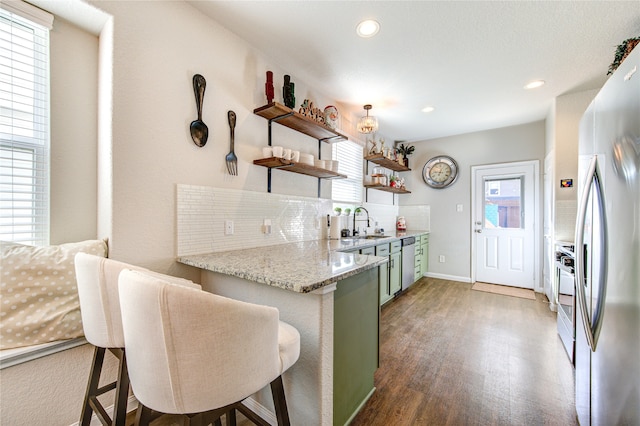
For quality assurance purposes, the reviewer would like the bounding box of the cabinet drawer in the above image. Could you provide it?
[360,247,375,256]
[390,241,402,254]
[375,244,390,256]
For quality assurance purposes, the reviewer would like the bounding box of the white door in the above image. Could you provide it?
[472,162,538,289]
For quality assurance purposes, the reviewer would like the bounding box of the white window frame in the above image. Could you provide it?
[0,2,53,246]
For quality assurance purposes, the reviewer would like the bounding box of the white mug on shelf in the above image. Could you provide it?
[283,148,292,160]
[299,153,314,165]
[291,150,300,162]
[262,146,273,158]
[272,145,284,158]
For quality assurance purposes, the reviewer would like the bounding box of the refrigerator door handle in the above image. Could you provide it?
[575,155,608,351]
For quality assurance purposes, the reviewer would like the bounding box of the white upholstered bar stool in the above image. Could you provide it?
[118,269,301,426]
[75,253,201,426]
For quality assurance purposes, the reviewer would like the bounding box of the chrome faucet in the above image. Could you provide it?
[353,207,370,236]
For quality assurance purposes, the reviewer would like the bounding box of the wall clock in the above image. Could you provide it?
[422,155,459,189]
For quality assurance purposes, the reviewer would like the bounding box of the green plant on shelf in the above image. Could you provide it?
[608,37,640,75]
[396,143,415,158]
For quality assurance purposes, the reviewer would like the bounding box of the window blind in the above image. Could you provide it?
[331,140,363,203]
[0,3,52,245]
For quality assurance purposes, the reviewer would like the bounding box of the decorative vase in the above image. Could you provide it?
[404,156,409,168]
[283,75,295,109]
[265,71,274,103]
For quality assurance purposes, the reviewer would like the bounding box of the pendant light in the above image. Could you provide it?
[357,104,379,134]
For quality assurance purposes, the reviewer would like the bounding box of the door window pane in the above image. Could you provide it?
[484,177,523,229]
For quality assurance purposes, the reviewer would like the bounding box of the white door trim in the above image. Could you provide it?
[470,160,541,292]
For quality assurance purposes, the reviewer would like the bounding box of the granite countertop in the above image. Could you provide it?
[178,230,429,294]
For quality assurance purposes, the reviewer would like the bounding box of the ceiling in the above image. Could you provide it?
[187,0,639,143]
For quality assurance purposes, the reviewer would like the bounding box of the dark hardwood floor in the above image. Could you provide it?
[350,277,577,426]
[144,277,575,426]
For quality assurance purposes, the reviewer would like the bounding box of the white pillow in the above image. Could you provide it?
[1,239,108,350]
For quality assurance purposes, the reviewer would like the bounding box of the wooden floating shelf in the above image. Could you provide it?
[254,102,348,143]
[254,157,347,179]
[365,154,411,172]
[364,184,411,194]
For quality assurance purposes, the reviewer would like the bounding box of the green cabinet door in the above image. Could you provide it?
[420,234,429,276]
[389,241,402,295]
[414,235,422,282]
[376,244,391,305]
[334,268,379,426]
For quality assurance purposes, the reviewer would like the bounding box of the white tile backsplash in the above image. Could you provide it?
[177,185,332,255]
[178,184,432,255]
[399,205,431,231]
[555,199,577,242]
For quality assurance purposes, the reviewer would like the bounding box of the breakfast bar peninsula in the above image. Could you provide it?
[178,238,387,426]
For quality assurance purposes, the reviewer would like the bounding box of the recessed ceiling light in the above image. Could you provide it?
[356,20,380,38]
[524,80,545,89]
[422,106,435,113]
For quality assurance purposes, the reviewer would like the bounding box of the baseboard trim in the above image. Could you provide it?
[242,396,277,425]
[424,272,472,283]
[342,387,376,426]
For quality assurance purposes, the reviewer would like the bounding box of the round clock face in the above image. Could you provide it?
[422,155,459,188]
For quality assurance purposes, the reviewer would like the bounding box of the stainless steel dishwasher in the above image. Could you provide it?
[401,236,416,291]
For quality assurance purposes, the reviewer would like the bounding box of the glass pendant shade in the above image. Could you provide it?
[357,104,378,134]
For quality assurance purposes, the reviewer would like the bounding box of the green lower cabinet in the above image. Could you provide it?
[360,246,375,256]
[420,234,429,276]
[412,234,429,283]
[389,243,402,295]
[414,235,422,282]
[334,268,379,426]
[376,243,392,305]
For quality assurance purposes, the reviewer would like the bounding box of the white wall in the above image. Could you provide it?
[551,89,598,241]
[400,121,546,281]
[3,1,346,424]
[87,1,342,277]
[49,16,99,244]
[0,344,121,426]
[0,13,114,426]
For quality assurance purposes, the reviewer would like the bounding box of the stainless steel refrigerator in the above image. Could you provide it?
[575,45,639,425]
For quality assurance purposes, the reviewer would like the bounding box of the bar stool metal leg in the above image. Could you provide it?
[270,376,291,426]
[80,346,129,426]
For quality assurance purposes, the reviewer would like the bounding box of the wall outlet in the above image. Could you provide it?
[456,204,463,213]
[225,220,234,235]
[439,255,445,263]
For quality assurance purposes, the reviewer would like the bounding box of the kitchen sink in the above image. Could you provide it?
[341,235,390,242]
